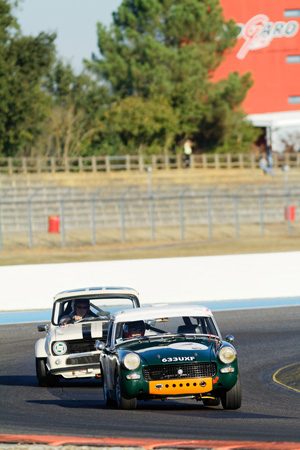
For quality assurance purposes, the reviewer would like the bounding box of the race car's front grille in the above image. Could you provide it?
[66,339,97,354]
[52,338,106,355]
[143,362,217,381]
[66,354,100,366]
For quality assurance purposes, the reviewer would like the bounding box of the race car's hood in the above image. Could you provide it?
[53,321,105,340]
[134,340,215,364]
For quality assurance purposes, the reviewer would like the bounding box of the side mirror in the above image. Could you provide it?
[37,324,49,332]
[226,334,234,343]
[96,340,105,351]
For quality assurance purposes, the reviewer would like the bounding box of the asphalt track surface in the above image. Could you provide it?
[0,306,300,449]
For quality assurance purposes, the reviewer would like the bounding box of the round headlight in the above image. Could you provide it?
[53,341,67,356]
[219,346,236,364]
[123,353,140,370]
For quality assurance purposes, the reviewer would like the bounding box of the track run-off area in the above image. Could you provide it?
[0,252,300,449]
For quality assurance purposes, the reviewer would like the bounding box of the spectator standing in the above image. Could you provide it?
[259,153,274,176]
[184,139,193,168]
[266,144,274,168]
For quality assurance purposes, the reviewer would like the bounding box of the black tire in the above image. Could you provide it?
[203,397,221,407]
[221,376,242,410]
[102,372,115,407]
[36,358,47,387]
[36,358,58,387]
[46,372,59,387]
[115,372,137,410]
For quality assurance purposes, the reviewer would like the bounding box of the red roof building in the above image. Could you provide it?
[215,0,300,151]
[215,0,300,114]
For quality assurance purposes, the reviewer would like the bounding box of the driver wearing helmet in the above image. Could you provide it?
[123,320,145,338]
[60,299,94,324]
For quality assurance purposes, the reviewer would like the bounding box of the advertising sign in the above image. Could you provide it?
[214,0,300,114]
[236,14,299,59]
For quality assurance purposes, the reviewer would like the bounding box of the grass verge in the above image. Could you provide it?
[1,234,300,266]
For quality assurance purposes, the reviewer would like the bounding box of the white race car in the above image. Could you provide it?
[35,286,141,386]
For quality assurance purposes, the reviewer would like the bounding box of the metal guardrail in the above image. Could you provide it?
[0,184,299,250]
[0,152,300,174]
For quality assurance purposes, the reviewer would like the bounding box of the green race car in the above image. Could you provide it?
[99,304,241,410]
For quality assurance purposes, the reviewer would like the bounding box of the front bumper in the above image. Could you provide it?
[149,377,213,395]
[121,368,238,399]
[47,352,101,379]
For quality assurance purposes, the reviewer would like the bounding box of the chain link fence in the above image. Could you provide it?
[1,182,299,250]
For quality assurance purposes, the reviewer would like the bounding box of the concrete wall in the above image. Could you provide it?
[0,251,299,311]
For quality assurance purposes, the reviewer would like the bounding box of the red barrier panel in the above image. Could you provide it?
[48,216,60,233]
[285,206,295,222]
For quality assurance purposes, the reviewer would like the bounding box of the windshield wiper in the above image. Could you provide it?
[74,316,106,323]
[115,336,149,347]
[120,333,183,344]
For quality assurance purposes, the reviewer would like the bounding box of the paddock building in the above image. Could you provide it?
[215,0,300,152]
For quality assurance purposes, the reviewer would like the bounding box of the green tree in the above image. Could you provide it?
[37,60,108,158]
[0,0,56,156]
[87,0,257,153]
[99,95,179,155]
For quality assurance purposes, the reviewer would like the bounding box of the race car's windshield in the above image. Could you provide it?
[53,297,138,326]
[115,316,218,344]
